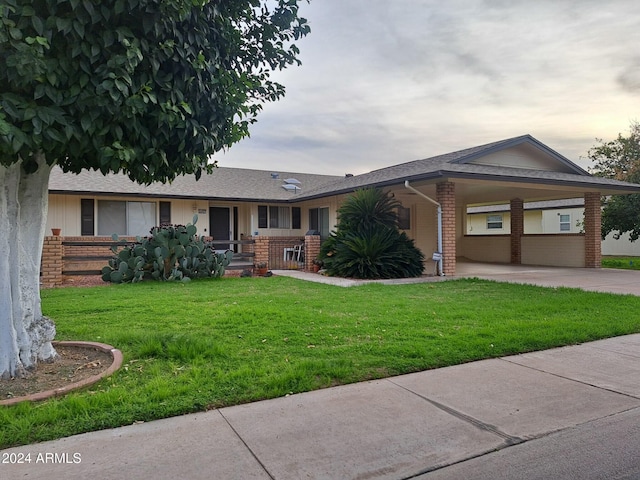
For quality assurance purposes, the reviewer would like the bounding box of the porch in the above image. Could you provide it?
[40,234,322,287]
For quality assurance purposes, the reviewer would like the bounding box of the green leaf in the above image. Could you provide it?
[80,115,92,132]
[31,15,44,35]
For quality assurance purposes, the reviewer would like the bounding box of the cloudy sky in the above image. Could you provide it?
[214,0,640,176]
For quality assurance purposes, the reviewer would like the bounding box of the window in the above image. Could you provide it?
[397,206,410,230]
[309,207,330,239]
[559,214,571,232]
[486,214,503,230]
[257,205,298,229]
[97,201,156,236]
[81,199,94,236]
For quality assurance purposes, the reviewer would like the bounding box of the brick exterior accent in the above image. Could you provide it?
[584,192,602,268]
[304,235,321,272]
[252,236,270,269]
[436,181,456,276]
[41,236,63,288]
[510,198,524,264]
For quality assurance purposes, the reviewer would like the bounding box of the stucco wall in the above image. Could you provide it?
[466,211,546,235]
[521,234,585,267]
[602,232,640,256]
[540,207,583,234]
[460,235,511,263]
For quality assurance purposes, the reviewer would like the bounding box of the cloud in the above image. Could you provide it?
[218,1,640,175]
[618,60,640,93]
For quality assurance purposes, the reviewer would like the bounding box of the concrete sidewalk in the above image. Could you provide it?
[2,334,639,479]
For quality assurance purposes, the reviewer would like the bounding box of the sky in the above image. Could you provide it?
[214,0,640,176]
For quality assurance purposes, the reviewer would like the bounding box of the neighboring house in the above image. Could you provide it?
[46,134,640,276]
[467,198,640,256]
[467,198,585,236]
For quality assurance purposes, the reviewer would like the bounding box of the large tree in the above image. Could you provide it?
[588,122,640,241]
[0,0,309,379]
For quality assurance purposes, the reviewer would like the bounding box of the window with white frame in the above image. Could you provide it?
[486,214,503,230]
[97,200,156,236]
[559,213,571,232]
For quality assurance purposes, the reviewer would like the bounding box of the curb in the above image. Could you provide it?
[0,341,123,406]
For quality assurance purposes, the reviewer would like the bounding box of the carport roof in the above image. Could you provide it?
[298,135,640,201]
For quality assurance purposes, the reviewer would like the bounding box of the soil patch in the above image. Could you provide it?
[0,343,116,403]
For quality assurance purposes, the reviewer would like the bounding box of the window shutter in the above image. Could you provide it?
[292,207,301,229]
[80,199,94,236]
[258,206,268,228]
[159,202,171,225]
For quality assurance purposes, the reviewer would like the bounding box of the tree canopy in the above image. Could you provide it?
[0,0,309,183]
[589,122,640,241]
[0,0,308,380]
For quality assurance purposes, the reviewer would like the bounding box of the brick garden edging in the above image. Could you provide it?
[0,341,123,406]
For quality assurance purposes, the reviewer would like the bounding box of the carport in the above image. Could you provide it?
[377,136,640,275]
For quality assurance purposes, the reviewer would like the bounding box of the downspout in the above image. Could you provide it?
[404,181,444,276]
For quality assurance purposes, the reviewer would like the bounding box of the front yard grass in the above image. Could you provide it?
[2,276,640,448]
[602,256,640,270]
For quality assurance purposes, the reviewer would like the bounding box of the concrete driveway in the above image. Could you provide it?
[455,261,640,296]
[277,262,640,296]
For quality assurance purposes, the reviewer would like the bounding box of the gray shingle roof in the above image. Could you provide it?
[48,166,342,202]
[297,135,640,199]
[48,135,640,201]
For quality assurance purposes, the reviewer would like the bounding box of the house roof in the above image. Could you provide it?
[48,166,342,202]
[48,135,640,203]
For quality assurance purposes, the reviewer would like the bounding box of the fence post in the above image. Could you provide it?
[41,235,63,287]
[252,236,270,269]
[304,234,321,272]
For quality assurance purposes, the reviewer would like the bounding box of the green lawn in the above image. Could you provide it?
[2,276,640,448]
[602,256,640,270]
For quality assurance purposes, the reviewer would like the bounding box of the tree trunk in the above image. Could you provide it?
[0,154,56,380]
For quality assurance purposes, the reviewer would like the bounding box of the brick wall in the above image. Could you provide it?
[584,192,602,268]
[510,198,524,264]
[437,181,456,276]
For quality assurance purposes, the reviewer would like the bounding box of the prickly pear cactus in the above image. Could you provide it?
[102,215,234,283]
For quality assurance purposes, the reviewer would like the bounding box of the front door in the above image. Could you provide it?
[209,207,231,250]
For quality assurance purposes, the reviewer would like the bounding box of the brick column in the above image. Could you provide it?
[252,236,270,269]
[41,235,63,288]
[584,192,602,268]
[437,181,456,276]
[304,235,321,272]
[510,198,524,264]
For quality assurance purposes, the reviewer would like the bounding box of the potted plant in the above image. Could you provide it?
[255,262,268,275]
[51,228,62,236]
[312,258,323,273]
